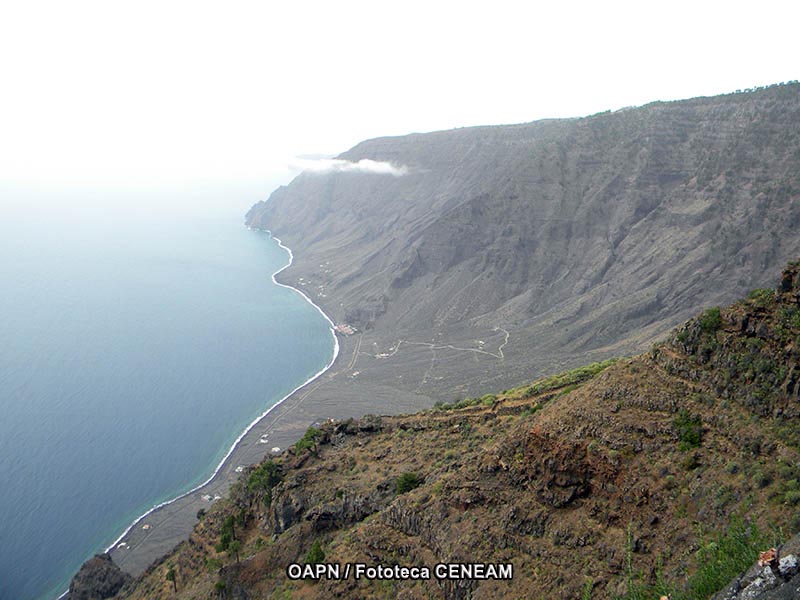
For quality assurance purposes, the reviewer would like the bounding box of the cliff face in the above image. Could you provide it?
[109,263,800,599]
[247,83,800,399]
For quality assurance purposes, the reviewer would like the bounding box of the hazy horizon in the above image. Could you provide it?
[1,1,798,192]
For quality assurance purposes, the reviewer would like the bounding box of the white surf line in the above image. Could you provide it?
[54,229,340,599]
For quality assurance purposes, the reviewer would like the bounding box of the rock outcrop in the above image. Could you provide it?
[712,536,800,600]
[67,553,131,600]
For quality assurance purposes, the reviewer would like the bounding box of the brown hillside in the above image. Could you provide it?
[97,262,800,600]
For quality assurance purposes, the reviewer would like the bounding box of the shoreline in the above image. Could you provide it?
[59,228,339,599]
[101,229,340,554]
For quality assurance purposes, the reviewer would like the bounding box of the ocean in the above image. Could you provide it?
[0,183,335,600]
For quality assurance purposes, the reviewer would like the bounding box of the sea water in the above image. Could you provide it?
[0,183,334,600]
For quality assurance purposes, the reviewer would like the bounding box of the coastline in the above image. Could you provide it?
[59,228,339,598]
[101,229,340,554]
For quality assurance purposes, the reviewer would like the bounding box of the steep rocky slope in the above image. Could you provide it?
[710,532,800,600]
[247,83,800,401]
[90,263,800,599]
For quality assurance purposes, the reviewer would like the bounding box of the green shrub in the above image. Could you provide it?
[752,468,772,489]
[295,427,322,452]
[673,409,703,450]
[395,472,423,495]
[778,463,798,479]
[582,578,594,600]
[520,404,542,417]
[698,307,722,333]
[247,459,282,505]
[216,531,232,552]
[205,557,222,573]
[745,337,765,351]
[555,384,579,398]
[779,306,800,330]
[248,460,281,491]
[215,514,237,552]
[454,397,481,409]
[681,453,700,471]
[748,288,776,308]
[305,539,325,564]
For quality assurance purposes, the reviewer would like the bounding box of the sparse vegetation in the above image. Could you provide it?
[228,539,241,563]
[617,517,772,600]
[686,518,773,599]
[434,396,481,411]
[520,403,541,417]
[618,526,672,600]
[166,565,177,592]
[524,359,618,397]
[748,288,776,308]
[215,515,237,553]
[434,360,619,412]
[205,557,222,573]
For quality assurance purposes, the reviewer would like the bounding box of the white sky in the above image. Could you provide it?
[1,0,798,188]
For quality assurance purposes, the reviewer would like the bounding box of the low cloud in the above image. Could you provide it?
[289,157,409,176]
